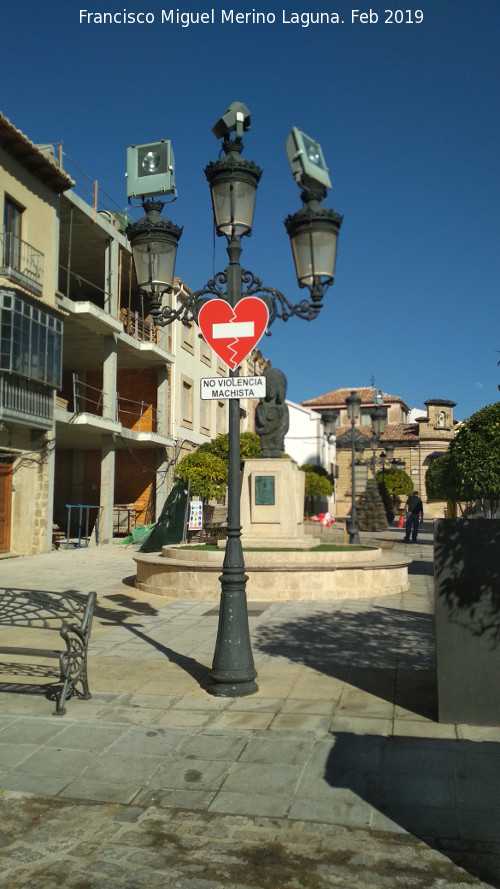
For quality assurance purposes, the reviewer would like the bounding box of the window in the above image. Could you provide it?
[3,198,23,270]
[181,376,193,429]
[0,293,62,387]
[216,400,226,437]
[181,321,194,354]
[200,336,212,366]
[200,398,211,436]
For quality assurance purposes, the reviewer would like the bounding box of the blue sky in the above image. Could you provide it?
[2,1,499,419]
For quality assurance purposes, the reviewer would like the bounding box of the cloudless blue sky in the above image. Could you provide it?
[2,1,499,419]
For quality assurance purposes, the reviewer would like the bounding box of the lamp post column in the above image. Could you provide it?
[206,235,258,697]
[349,417,361,545]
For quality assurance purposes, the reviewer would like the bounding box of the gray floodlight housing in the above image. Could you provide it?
[126,140,176,199]
[286,127,332,191]
[212,102,251,140]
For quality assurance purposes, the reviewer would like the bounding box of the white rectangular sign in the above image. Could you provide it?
[200,376,266,401]
[212,321,255,339]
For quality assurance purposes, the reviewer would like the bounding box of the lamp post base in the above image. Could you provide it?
[206,676,259,697]
[205,557,258,697]
[347,520,361,545]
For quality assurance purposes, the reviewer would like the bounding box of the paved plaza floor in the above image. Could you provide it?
[0,525,499,888]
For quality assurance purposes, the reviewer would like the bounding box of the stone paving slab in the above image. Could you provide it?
[0,791,496,889]
[0,527,499,887]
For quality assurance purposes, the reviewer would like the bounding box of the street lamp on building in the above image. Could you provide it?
[127,103,343,697]
[378,443,395,481]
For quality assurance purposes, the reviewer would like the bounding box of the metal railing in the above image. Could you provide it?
[65,504,100,548]
[72,374,107,418]
[0,375,53,428]
[0,232,44,295]
[120,308,158,343]
[117,393,158,433]
[71,374,158,433]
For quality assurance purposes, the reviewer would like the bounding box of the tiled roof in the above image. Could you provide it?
[424,398,457,407]
[0,112,74,193]
[334,423,419,443]
[381,424,419,442]
[302,386,410,411]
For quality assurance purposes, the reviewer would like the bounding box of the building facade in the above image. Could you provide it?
[1,110,262,554]
[302,387,457,519]
[0,113,73,553]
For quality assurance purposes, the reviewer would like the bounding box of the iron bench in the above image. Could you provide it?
[0,588,96,715]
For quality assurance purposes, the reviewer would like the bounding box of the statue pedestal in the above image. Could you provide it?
[239,459,315,550]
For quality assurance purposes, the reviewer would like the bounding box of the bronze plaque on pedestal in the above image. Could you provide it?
[255,476,275,506]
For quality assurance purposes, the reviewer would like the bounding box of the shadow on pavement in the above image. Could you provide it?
[125,622,210,683]
[94,592,159,625]
[324,731,500,888]
[255,606,437,719]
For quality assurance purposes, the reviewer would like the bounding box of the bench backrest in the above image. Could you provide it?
[0,589,96,636]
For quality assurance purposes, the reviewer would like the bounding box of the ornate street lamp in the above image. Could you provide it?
[368,405,388,476]
[378,442,395,481]
[320,409,339,443]
[127,201,182,319]
[335,390,362,544]
[127,103,343,697]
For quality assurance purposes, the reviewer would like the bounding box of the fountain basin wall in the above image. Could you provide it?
[134,545,411,601]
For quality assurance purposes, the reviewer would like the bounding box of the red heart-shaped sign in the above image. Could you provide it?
[198,297,269,370]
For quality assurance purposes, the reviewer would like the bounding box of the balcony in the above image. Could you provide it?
[0,232,44,296]
[0,374,53,429]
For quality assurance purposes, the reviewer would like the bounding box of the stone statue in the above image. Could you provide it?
[255,367,289,458]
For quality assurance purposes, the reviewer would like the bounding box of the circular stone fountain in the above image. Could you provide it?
[133,544,411,601]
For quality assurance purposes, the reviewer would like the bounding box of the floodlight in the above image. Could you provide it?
[286,127,331,190]
[126,140,176,199]
[212,102,251,140]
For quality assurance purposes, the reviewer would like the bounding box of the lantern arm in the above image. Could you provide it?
[236,273,331,330]
[151,263,332,329]
[151,271,229,327]
[150,288,200,327]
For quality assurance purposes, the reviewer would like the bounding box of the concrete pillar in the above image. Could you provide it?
[156,449,169,519]
[44,425,56,553]
[100,334,118,543]
[157,364,169,437]
[99,434,116,544]
[102,335,118,422]
[104,238,120,318]
[155,363,170,519]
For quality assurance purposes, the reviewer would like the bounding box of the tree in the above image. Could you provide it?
[300,464,333,515]
[377,481,395,524]
[376,468,413,498]
[174,451,227,501]
[357,479,388,531]
[300,463,331,479]
[198,431,261,464]
[426,401,500,516]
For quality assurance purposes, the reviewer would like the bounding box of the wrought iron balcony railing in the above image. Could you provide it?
[0,374,53,429]
[0,232,44,296]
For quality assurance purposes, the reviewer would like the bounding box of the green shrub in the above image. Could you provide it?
[377,481,395,523]
[376,468,413,497]
[357,479,388,531]
[303,472,333,498]
[198,431,261,464]
[174,451,227,501]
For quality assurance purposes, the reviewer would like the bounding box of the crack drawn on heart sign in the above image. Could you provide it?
[198,297,269,371]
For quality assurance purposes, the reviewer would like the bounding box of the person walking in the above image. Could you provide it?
[404,490,424,542]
